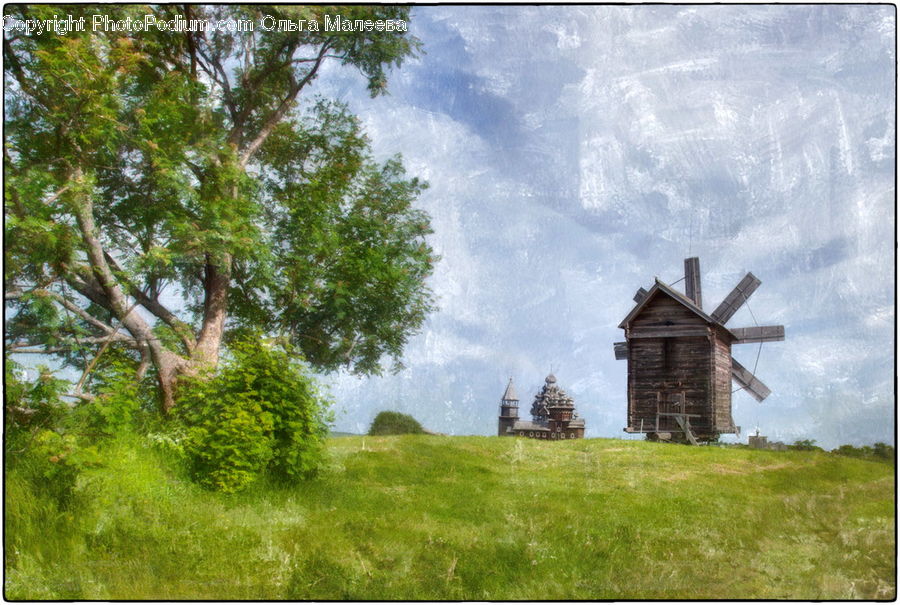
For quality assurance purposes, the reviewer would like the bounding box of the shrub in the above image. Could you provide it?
[5,361,69,437]
[22,429,101,508]
[789,439,823,452]
[831,442,895,464]
[177,338,331,492]
[4,361,101,507]
[873,442,894,462]
[71,345,162,436]
[368,411,425,435]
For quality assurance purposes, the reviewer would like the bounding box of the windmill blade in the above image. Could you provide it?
[633,287,649,303]
[731,325,785,344]
[710,272,761,324]
[613,342,628,360]
[684,257,702,308]
[732,358,771,402]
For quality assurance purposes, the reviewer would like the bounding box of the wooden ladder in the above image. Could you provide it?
[674,414,699,446]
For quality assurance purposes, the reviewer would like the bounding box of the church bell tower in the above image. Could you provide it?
[498,378,520,436]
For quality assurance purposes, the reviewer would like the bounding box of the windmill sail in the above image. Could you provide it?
[730,325,785,344]
[684,257,702,308]
[711,273,761,324]
[732,358,771,402]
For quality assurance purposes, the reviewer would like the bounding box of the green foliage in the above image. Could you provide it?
[789,439,824,451]
[4,361,102,508]
[832,442,895,464]
[4,360,69,436]
[72,352,148,436]
[872,442,894,461]
[249,100,436,374]
[20,430,102,509]
[177,338,331,492]
[5,5,434,404]
[368,410,426,435]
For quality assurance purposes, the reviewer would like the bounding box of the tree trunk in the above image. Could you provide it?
[156,350,186,414]
[154,254,233,413]
[193,254,232,368]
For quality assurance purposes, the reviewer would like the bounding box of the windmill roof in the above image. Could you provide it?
[618,279,733,334]
[501,378,519,402]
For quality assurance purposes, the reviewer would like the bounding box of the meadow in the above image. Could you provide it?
[5,434,895,600]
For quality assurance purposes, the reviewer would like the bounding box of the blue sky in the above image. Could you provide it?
[311,5,895,449]
[6,6,892,451]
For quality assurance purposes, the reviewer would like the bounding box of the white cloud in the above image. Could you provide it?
[317,6,894,449]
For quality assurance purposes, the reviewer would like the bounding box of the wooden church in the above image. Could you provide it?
[614,257,784,443]
[498,374,585,440]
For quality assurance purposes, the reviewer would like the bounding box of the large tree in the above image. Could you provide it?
[4,5,436,412]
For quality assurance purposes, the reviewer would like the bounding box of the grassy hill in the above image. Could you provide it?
[5,435,895,600]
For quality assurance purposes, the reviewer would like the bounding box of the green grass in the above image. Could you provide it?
[5,435,895,600]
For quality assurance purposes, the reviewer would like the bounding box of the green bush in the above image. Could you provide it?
[368,410,425,435]
[71,346,160,436]
[789,439,823,452]
[4,361,101,508]
[5,361,69,437]
[177,338,331,492]
[831,442,895,464]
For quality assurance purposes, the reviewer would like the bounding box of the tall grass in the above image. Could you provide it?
[5,435,895,600]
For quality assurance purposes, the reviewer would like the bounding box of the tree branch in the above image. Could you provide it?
[3,36,44,104]
[69,169,189,411]
[136,341,151,381]
[103,251,197,353]
[6,332,138,354]
[66,270,114,312]
[238,40,333,168]
[29,287,119,335]
[42,184,71,207]
[74,329,121,394]
[194,40,237,123]
[228,38,300,141]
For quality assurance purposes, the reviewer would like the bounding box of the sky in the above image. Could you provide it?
[13,5,892,449]
[310,5,896,449]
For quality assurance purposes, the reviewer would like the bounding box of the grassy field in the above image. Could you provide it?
[5,434,895,600]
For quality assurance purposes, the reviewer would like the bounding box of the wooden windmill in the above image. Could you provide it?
[614,257,784,444]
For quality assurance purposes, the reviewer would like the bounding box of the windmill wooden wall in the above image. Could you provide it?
[624,291,734,440]
[710,327,737,433]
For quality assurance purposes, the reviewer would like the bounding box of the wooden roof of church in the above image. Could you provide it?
[501,378,519,402]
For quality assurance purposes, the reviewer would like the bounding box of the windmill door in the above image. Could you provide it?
[656,392,684,431]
